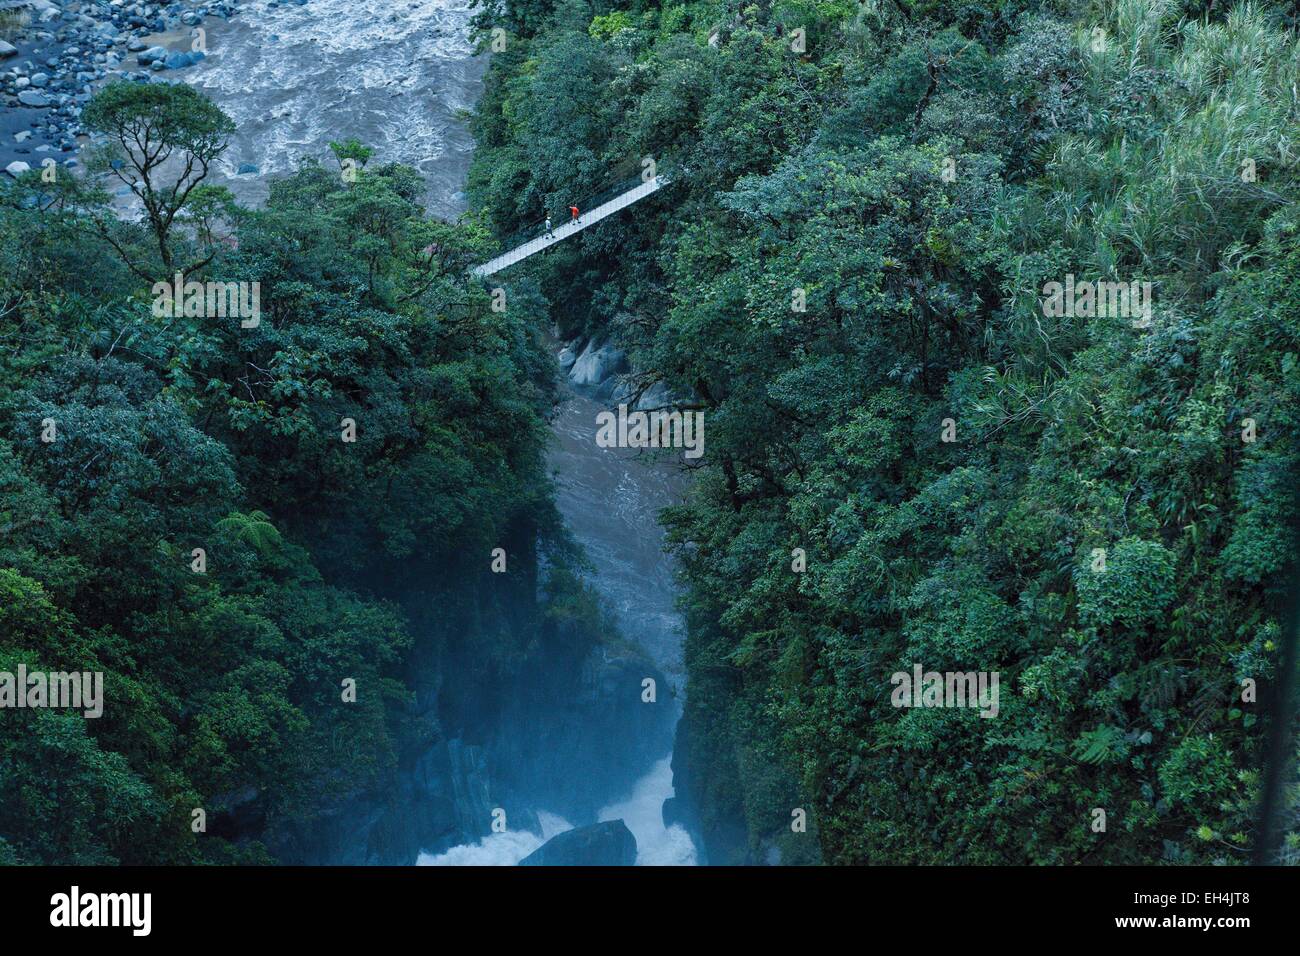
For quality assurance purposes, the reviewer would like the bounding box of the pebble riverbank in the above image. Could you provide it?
[0,0,252,174]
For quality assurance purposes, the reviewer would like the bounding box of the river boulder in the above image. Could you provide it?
[136,45,167,66]
[569,339,626,387]
[518,820,637,866]
[164,50,204,70]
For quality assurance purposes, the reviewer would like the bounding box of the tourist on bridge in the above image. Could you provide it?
[570,204,580,225]
[545,215,554,239]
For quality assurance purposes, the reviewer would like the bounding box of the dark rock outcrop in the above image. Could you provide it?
[518,820,636,866]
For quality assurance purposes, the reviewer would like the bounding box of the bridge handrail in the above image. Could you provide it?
[487,163,679,257]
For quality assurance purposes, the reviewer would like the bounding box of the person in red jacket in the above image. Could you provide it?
[569,204,580,225]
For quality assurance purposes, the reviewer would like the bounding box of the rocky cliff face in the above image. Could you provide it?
[480,650,674,825]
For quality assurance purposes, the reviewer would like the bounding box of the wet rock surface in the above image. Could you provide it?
[518,820,637,867]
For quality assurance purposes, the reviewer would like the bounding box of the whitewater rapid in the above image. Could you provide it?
[598,758,698,866]
[416,389,700,866]
[417,759,697,866]
[184,0,484,216]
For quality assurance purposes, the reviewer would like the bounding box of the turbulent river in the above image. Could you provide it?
[182,0,698,865]
[185,0,485,217]
[418,392,698,866]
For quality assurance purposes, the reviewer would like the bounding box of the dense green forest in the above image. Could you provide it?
[467,0,1300,863]
[0,85,606,863]
[1,0,1296,867]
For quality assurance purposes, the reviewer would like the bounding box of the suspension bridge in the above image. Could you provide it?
[470,175,669,278]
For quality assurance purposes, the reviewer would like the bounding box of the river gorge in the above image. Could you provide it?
[183,0,699,865]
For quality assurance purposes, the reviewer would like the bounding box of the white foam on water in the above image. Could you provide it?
[181,0,484,214]
[598,756,698,866]
[416,810,573,866]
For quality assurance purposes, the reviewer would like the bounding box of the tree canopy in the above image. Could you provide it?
[468,0,1300,864]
